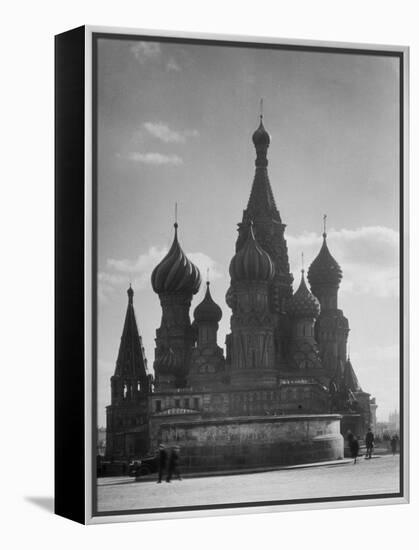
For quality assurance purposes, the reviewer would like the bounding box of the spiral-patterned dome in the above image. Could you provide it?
[194,282,222,323]
[307,234,342,289]
[252,116,271,149]
[287,270,320,319]
[229,224,274,282]
[151,223,201,295]
[155,348,180,373]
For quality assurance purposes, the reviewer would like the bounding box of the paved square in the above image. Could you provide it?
[97,455,400,513]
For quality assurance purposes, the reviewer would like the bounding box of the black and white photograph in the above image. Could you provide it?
[93,31,405,517]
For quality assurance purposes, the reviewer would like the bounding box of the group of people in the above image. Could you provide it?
[157,444,182,483]
[347,428,400,463]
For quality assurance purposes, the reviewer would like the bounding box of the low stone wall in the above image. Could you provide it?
[158,414,343,472]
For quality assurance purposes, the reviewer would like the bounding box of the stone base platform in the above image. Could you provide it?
[158,414,343,472]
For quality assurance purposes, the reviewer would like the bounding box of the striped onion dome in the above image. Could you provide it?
[307,233,342,289]
[287,270,320,319]
[194,282,222,323]
[229,224,274,282]
[155,348,180,372]
[151,223,201,295]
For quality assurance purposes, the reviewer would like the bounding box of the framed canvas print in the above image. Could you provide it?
[55,26,409,524]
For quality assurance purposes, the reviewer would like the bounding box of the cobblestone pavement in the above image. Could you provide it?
[97,455,400,513]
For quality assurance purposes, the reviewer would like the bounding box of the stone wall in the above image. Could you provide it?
[158,414,343,472]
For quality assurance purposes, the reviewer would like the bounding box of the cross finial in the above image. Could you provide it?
[323,213,327,238]
[206,267,210,286]
[301,251,305,273]
[259,98,264,120]
[174,202,178,229]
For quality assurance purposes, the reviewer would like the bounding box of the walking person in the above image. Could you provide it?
[157,444,168,483]
[349,434,360,464]
[390,435,398,455]
[166,445,182,482]
[365,427,375,459]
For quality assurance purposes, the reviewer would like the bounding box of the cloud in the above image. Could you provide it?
[123,152,183,166]
[130,41,161,63]
[98,272,128,303]
[166,57,181,71]
[130,41,183,72]
[286,226,399,298]
[99,246,223,302]
[142,122,199,144]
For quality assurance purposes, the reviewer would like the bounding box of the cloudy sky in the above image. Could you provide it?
[96,37,400,427]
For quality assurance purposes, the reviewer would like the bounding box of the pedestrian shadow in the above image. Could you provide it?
[25,496,54,513]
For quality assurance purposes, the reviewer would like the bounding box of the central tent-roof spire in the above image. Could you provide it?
[245,104,280,222]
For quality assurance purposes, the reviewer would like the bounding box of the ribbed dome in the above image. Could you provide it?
[194,282,222,323]
[307,234,343,289]
[151,224,201,295]
[155,348,180,372]
[287,271,320,319]
[252,117,271,148]
[229,224,274,282]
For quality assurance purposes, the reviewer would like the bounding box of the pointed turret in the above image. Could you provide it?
[242,115,281,229]
[111,286,151,403]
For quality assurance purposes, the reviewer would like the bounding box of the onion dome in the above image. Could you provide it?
[194,282,222,323]
[287,270,320,319]
[155,348,180,372]
[252,116,271,149]
[307,232,342,289]
[151,223,201,295]
[229,223,274,282]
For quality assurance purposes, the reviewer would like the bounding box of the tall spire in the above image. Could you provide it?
[245,111,281,222]
[114,286,148,379]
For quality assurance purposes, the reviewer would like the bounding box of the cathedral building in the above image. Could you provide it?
[105,116,376,469]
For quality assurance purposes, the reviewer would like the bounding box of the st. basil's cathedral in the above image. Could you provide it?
[105,116,377,470]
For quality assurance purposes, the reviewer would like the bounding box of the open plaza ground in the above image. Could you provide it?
[97,454,400,513]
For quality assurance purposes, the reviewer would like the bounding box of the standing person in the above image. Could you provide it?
[166,445,182,482]
[157,444,168,483]
[365,427,375,459]
[349,435,360,464]
[390,435,398,455]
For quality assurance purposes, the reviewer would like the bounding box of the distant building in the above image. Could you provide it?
[105,116,376,470]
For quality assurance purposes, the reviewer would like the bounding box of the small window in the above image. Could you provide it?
[184,398,190,409]
[175,399,180,408]
[193,397,200,409]
[155,400,161,412]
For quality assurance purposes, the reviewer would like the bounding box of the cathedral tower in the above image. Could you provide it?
[189,280,225,387]
[151,222,201,389]
[233,115,293,366]
[106,286,152,459]
[287,269,322,370]
[228,223,277,387]
[307,222,349,379]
